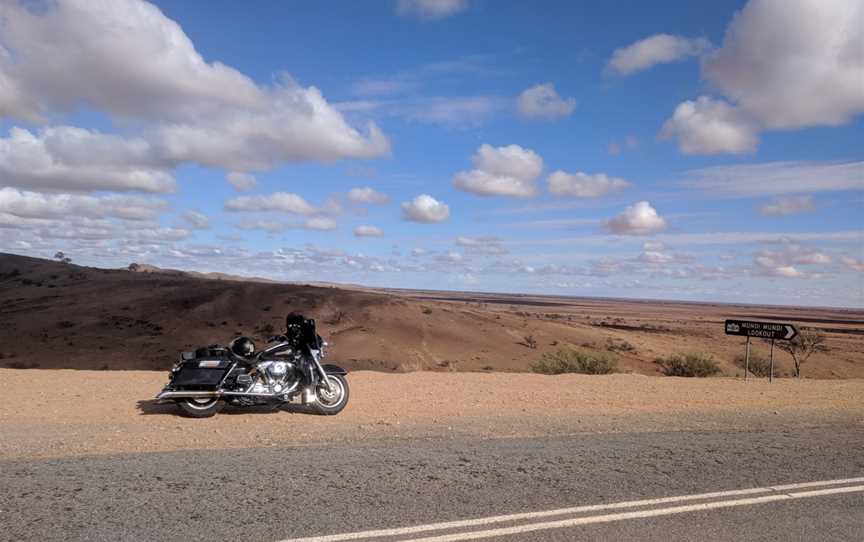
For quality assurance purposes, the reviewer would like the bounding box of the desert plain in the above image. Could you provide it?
[1,252,863,461]
[1,252,862,377]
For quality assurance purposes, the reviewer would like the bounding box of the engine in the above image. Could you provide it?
[251,360,297,395]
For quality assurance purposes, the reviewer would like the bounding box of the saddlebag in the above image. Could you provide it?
[171,357,232,389]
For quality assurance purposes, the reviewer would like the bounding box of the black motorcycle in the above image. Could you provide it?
[156,314,349,418]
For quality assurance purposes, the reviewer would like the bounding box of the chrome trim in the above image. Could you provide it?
[157,379,300,401]
[156,390,219,400]
[310,350,333,392]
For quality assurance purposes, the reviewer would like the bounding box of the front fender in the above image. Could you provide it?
[322,363,348,376]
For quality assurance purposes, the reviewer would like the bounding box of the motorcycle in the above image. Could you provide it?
[155,314,349,418]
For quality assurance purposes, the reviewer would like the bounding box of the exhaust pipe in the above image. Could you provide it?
[156,390,219,401]
[156,381,300,401]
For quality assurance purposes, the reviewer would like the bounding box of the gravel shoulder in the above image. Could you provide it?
[1,369,862,460]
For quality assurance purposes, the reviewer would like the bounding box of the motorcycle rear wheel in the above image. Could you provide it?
[311,375,349,416]
[176,397,225,418]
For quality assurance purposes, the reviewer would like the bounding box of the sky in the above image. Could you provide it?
[0,0,862,307]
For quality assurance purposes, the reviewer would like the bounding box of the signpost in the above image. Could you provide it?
[724,320,798,382]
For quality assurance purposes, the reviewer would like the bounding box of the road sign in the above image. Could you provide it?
[724,319,798,341]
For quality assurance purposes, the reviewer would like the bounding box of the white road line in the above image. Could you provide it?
[278,476,864,542]
[400,485,864,542]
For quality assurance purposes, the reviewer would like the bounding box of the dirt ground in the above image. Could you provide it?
[2,253,863,377]
[1,369,861,460]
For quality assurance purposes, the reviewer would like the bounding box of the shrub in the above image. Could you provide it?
[734,354,781,378]
[655,352,720,377]
[523,335,538,349]
[777,329,828,378]
[532,348,618,375]
[606,337,636,353]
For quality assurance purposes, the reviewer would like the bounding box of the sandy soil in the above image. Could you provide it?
[2,253,863,377]
[1,369,861,460]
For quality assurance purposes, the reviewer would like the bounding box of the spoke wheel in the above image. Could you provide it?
[177,396,225,418]
[311,375,349,415]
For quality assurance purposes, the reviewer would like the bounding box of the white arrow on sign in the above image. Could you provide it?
[784,325,796,340]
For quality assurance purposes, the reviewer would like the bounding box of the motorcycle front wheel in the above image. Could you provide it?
[311,375,349,416]
[176,397,225,418]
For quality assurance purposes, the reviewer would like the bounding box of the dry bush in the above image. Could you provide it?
[734,353,781,378]
[777,329,828,377]
[655,352,720,377]
[532,348,618,375]
[606,337,636,353]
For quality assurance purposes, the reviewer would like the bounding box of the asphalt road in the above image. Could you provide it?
[1,425,862,542]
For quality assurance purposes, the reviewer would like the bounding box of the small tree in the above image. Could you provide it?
[54,251,71,264]
[776,329,827,378]
[128,263,141,272]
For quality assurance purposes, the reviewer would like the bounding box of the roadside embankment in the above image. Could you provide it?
[1,369,862,460]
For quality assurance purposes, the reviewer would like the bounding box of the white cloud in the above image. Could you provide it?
[0,0,389,170]
[155,83,390,171]
[681,161,864,197]
[0,0,263,122]
[662,0,864,155]
[660,96,758,154]
[439,251,464,263]
[0,126,175,193]
[402,96,499,128]
[703,0,864,130]
[607,136,639,156]
[772,266,804,278]
[653,231,860,246]
[0,187,167,221]
[182,211,210,230]
[397,0,470,20]
[755,244,832,267]
[760,195,816,216]
[236,217,337,232]
[638,242,684,265]
[347,187,390,205]
[639,250,674,264]
[235,220,288,233]
[456,236,508,255]
[453,144,544,198]
[604,201,668,235]
[547,170,630,198]
[517,83,576,120]
[840,256,864,273]
[351,79,415,97]
[304,217,337,231]
[224,192,319,215]
[401,194,450,223]
[752,243,833,278]
[354,225,384,237]
[349,56,491,98]
[607,34,709,75]
[226,172,256,191]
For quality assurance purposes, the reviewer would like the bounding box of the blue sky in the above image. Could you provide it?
[0,0,862,307]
